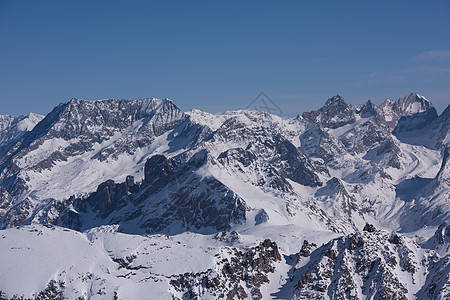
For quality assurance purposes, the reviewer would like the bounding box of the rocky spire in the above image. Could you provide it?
[302,94,356,129]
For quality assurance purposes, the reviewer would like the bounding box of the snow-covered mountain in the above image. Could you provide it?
[0,94,448,299]
[0,113,44,156]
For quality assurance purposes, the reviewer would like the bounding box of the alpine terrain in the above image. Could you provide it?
[0,93,448,299]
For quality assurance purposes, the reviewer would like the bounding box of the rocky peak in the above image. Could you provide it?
[324,94,349,109]
[394,93,434,115]
[292,230,437,300]
[377,93,435,129]
[12,97,185,160]
[55,97,185,138]
[356,99,377,117]
[302,94,356,129]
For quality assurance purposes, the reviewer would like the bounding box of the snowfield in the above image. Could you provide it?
[0,93,449,299]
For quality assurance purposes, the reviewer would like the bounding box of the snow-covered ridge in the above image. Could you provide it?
[0,224,448,299]
[0,93,449,299]
[0,113,44,152]
[0,97,188,201]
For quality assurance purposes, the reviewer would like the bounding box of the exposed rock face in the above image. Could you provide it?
[86,176,137,219]
[302,95,356,129]
[0,98,187,199]
[424,222,450,255]
[436,146,450,186]
[272,138,323,187]
[339,116,389,155]
[214,230,241,244]
[417,255,450,300]
[254,209,269,225]
[169,239,281,299]
[433,222,450,246]
[377,93,435,129]
[216,134,325,192]
[372,138,402,169]
[217,148,256,168]
[355,100,377,118]
[0,93,449,299]
[0,187,13,219]
[393,93,434,114]
[292,230,441,300]
[363,223,376,232]
[432,105,450,149]
[0,280,66,300]
[299,124,342,162]
[144,154,178,185]
[393,108,438,135]
[42,152,249,234]
[298,240,317,258]
[25,97,184,144]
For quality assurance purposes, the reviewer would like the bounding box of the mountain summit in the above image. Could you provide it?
[0,93,448,299]
[302,94,356,128]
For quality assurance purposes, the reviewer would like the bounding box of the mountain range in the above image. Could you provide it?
[0,93,448,299]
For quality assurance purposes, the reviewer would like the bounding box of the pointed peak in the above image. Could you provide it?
[394,93,434,115]
[322,95,353,114]
[407,92,425,99]
[405,92,432,105]
[324,94,348,106]
[378,98,393,109]
[356,99,377,117]
[68,97,80,104]
[302,94,355,128]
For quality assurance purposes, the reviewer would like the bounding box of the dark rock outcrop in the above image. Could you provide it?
[169,239,281,299]
[291,231,436,300]
[363,223,376,232]
[86,176,137,219]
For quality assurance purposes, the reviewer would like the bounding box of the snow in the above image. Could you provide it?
[0,224,338,299]
[328,115,373,138]
[0,94,449,299]
[0,113,44,148]
[16,126,180,202]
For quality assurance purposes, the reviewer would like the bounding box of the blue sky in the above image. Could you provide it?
[1,0,449,116]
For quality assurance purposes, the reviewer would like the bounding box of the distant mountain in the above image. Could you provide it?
[0,113,44,155]
[0,93,448,299]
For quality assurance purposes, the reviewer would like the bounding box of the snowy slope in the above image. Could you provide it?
[0,113,44,154]
[0,93,449,299]
[1,224,448,300]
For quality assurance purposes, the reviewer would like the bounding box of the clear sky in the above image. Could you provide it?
[1,0,449,117]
